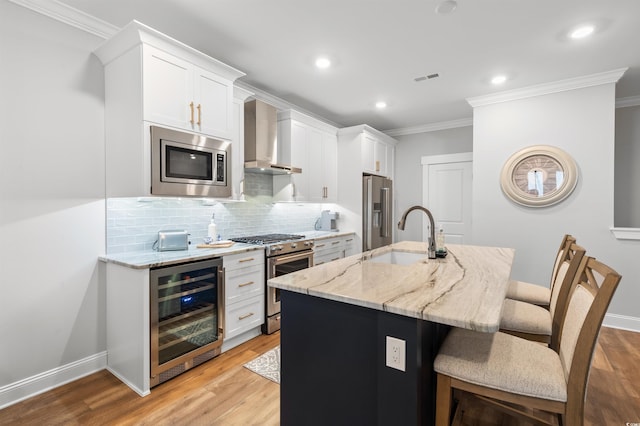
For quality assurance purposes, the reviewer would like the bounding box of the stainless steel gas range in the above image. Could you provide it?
[230,233,314,334]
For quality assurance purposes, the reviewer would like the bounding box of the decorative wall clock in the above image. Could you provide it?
[500,145,578,207]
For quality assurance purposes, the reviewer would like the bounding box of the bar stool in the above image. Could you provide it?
[499,242,586,348]
[506,234,575,307]
[433,255,621,425]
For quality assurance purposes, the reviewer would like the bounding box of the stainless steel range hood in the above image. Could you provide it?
[244,99,301,174]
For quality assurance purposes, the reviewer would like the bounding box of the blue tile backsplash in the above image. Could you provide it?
[106,173,327,253]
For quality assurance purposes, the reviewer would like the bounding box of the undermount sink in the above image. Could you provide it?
[367,250,427,265]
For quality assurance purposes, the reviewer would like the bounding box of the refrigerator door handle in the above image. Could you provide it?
[380,187,390,238]
[364,177,372,251]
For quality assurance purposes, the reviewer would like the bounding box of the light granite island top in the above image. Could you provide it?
[269,240,515,332]
[272,241,515,425]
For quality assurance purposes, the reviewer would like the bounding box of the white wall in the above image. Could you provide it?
[0,0,106,396]
[471,83,640,323]
[394,127,472,242]
[614,105,640,228]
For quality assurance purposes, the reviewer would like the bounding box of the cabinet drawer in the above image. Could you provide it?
[224,251,263,271]
[314,249,344,266]
[225,296,264,339]
[314,238,344,252]
[226,264,264,304]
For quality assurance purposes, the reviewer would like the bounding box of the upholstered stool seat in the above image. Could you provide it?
[500,298,552,336]
[505,280,551,307]
[434,328,566,401]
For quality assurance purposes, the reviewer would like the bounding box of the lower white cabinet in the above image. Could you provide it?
[313,234,356,266]
[222,251,265,351]
[225,295,264,339]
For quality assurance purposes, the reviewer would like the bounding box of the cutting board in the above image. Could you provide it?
[196,240,235,249]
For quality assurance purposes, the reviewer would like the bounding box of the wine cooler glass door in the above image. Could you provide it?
[150,258,223,384]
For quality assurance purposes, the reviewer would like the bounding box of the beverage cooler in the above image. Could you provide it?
[149,258,225,387]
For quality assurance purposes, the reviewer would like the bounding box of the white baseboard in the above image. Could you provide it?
[0,351,107,410]
[603,313,640,333]
[105,366,150,398]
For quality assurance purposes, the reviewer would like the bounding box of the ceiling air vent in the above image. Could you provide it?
[414,73,439,82]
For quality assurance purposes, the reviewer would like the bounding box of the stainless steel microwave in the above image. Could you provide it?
[151,125,231,198]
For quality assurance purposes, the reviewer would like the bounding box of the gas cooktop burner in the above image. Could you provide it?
[230,233,305,245]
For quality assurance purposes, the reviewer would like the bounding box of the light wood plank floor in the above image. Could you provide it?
[1,327,638,425]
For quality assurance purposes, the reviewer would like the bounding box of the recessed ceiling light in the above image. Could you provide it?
[435,0,457,14]
[569,25,595,39]
[491,75,507,85]
[315,57,331,69]
[375,101,387,109]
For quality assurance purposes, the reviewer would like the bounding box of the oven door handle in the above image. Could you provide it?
[271,251,314,266]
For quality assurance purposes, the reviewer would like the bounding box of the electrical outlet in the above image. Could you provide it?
[385,336,406,371]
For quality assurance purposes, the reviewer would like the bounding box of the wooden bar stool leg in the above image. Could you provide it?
[436,373,453,426]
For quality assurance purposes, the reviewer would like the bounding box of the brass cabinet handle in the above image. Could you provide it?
[189,102,194,125]
[375,160,380,172]
[331,241,340,245]
[316,243,326,248]
[238,281,254,288]
[197,104,201,126]
[238,257,255,263]
[239,312,254,320]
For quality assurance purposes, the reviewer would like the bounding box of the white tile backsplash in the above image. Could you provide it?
[106,174,326,253]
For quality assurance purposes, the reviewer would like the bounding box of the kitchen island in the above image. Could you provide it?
[268,241,515,426]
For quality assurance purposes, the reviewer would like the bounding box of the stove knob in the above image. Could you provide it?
[290,242,297,249]
[273,245,283,251]
[304,241,313,247]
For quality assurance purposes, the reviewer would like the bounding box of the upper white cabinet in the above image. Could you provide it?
[143,46,235,140]
[94,21,245,198]
[361,131,393,177]
[273,110,338,203]
[231,86,254,201]
[338,125,397,179]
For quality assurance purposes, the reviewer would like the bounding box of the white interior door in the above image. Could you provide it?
[422,153,473,244]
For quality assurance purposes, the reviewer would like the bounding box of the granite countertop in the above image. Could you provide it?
[99,243,264,269]
[268,241,515,332]
[99,230,356,269]
[300,230,355,240]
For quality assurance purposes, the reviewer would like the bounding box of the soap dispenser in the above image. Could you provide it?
[208,213,217,240]
[436,223,446,253]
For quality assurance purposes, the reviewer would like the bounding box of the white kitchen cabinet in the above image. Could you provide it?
[139,42,236,141]
[308,131,338,202]
[337,125,397,253]
[313,234,356,265]
[273,110,338,202]
[94,21,245,198]
[362,132,392,177]
[338,125,396,179]
[222,251,265,351]
[230,86,254,200]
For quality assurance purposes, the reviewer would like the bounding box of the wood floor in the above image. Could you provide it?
[1,327,638,425]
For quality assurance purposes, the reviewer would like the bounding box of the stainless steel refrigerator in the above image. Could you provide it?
[363,175,393,251]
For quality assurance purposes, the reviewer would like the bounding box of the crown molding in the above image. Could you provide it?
[9,0,119,39]
[384,117,473,137]
[467,68,628,108]
[616,95,640,108]
[8,1,639,132]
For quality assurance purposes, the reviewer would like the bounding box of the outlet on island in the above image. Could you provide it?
[385,336,406,372]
